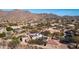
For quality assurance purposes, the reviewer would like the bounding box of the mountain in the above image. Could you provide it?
[0,9,79,25]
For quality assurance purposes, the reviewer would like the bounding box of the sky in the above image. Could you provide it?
[1,9,79,16]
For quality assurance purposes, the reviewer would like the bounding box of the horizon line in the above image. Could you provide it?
[0,9,79,16]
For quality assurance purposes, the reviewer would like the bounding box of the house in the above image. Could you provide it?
[29,33,47,40]
[29,33,43,40]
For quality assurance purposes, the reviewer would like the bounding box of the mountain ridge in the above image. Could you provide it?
[0,9,79,25]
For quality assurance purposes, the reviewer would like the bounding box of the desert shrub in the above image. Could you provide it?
[41,31,51,36]
[59,31,64,36]
[28,39,45,45]
[72,36,79,48]
[0,32,6,38]
[37,23,44,27]
[6,27,13,31]
[30,29,39,33]
[21,26,27,29]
